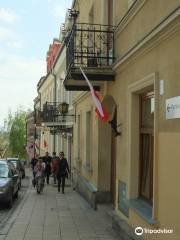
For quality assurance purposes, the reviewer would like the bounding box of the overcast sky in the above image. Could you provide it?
[0,0,72,126]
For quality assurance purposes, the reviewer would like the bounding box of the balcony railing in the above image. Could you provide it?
[66,23,115,72]
[42,102,74,125]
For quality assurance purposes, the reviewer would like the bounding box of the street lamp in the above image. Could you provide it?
[58,102,69,115]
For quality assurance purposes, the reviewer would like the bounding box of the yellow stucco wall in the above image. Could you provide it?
[107,19,180,240]
[73,92,99,188]
[157,133,180,239]
[115,0,179,58]
[72,0,180,238]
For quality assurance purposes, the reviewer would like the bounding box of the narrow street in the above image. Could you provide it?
[0,173,30,237]
[0,1,179,239]
[0,169,120,240]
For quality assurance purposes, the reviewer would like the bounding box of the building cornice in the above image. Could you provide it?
[113,6,180,71]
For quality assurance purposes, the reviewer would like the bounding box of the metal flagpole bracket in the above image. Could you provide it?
[109,120,122,136]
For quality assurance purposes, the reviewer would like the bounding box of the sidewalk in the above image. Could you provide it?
[2,176,120,240]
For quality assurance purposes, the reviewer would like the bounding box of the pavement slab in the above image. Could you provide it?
[1,175,120,240]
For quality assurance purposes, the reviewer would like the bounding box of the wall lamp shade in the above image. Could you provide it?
[58,102,69,115]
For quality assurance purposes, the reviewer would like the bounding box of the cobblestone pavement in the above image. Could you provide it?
[0,172,120,240]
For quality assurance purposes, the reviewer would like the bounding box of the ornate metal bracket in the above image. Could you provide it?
[109,120,122,137]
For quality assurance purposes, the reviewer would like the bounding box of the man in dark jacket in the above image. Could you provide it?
[56,151,70,193]
[31,157,37,178]
[43,152,52,184]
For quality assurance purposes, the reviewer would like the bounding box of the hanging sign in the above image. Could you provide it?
[166,96,180,119]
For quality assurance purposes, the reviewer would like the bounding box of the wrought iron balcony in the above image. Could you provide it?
[42,102,75,128]
[64,23,115,91]
[50,126,72,135]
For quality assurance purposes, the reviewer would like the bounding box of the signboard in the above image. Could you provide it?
[166,96,180,119]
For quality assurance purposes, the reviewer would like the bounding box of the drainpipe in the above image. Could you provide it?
[51,68,56,153]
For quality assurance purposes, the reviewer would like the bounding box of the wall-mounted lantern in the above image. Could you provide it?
[58,102,69,115]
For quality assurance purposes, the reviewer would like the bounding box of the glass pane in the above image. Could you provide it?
[0,164,8,178]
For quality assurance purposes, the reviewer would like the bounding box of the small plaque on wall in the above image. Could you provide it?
[166,96,180,119]
[118,181,129,217]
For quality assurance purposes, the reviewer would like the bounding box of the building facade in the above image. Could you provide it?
[36,19,74,168]
[64,0,180,240]
[26,111,35,163]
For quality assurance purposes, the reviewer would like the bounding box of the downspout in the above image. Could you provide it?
[52,69,57,153]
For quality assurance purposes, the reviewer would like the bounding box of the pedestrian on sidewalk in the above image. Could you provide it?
[56,151,70,193]
[43,152,52,184]
[51,151,59,184]
[31,156,37,179]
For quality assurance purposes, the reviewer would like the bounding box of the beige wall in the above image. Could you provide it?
[73,92,98,188]
[115,0,179,58]
[158,133,180,239]
[107,19,180,240]
[72,0,180,238]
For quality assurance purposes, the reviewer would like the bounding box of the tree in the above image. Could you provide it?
[0,111,12,157]
[8,108,27,159]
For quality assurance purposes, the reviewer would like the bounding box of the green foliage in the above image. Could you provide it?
[9,108,27,158]
[0,107,31,158]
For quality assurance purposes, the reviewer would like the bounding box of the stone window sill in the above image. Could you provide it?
[128,198,158,225]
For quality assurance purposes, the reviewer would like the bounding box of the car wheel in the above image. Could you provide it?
[18,180,21,190]
[7,193,13,208]
[14,190,18,198]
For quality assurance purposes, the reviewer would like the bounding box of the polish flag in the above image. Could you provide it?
[80,67,109,122]
[44,139,48,148]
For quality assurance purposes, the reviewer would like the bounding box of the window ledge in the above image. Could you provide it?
[128,198,158,225]
[83,164,93,173]
[75,158,82,163]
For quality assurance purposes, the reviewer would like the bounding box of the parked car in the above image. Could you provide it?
[20,160,26,179]
[0,160,19,208]
[6,158,22,188]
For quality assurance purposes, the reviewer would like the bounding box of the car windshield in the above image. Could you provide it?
[0,163,8,178]
[11,161,18,168]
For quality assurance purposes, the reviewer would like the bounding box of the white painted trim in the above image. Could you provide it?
[127,72,159,221]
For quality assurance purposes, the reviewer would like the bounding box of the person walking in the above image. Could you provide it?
[51,152,59,184]
[31,156,37,179]
[34,158,45,193]
[43,152,52,184]
[56,152,70,193]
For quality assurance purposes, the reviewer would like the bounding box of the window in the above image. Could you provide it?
[139,91,154,203]
[86,111,92,168]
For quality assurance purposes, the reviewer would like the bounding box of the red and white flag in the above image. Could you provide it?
[80,67,109,122]
[44,139,48,148]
